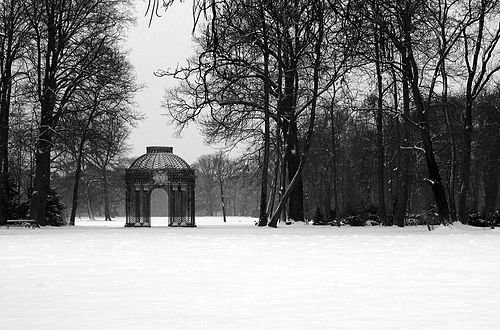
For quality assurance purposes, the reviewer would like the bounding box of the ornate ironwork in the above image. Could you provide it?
[125,146,196,227]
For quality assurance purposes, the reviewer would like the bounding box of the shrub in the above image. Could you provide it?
[405,214,421,226]
[486,211,500,227]
[312,206,329,225]
[467,210,500,228]
[344,215,365,226]
[365,214,380,226]
[46,189,66,226]
[5,179,29,219]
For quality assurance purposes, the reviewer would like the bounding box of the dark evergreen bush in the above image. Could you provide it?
[467,210,500,228]
[344,215,365,226]
[365,203,378,216]
[486,211,500,227]
[426,205,441,225]
[46,189,66,226]
[5,179,29,219]
[365,214,381,226]
[312,206,328,225]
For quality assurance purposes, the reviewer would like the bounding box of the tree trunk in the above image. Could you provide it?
[329,100,340,226]
[396,24,450,223]
[258,4,270,227]
[269,4,323,227]
[103,170,112,221]
[406,54,450,223]
[286,121,305,222]
[374,31,387,225]
[219,180,227,223]
[277,57,303,222]
[396,58,412,227]
[0,35,13,225]
[30,136,51,226]
[279,147,287,224]
[267,144,281,217]
[483,148,499,213]
[86,181,95,220]
[69,137,86,225]
[440,62,458,222]
[458,97,473,223]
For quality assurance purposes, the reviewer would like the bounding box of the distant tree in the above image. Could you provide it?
[192,155,217,216]
[85,115,131,221]
[476,90,500,213]
[191,152,238,222]
[56,46,141,225]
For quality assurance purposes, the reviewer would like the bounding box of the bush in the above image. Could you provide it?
[486,211,500,227]
[344,215,365,226]
[467,210,500,228]
[5,179,29,219]
[312,206,329,225]
[46,189,66,226]
[365,214,381,226]
[405,214,422,226]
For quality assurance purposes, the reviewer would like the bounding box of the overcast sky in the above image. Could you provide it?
[124,1,217,164]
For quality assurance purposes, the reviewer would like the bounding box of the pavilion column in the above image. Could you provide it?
[125,187,130,225]
[168,186,174,226]
[136,186,142,225]
[190,182,196,226]
[142,187,151,226]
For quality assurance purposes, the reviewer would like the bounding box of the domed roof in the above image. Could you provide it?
[126,146,194,182]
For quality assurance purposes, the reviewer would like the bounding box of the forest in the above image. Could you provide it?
[1,0,500,227]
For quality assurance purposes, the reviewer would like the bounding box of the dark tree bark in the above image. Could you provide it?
[278,61,304,222]
[219,179,227,223]
[258,1,270,227]
[329,99,340,226]
[0,0,26,224]
[286,121,305,222]
[86,180,95,220]
[0,51,11,223]
[483,149,499,213]
[405,51,450,223]
[374,26,387,225]
[103,170,112,221]
[440,61,458,222]
[458,0,500,223]
[69,142,85,225]
[30,132,52,226]
[396,53,413,227]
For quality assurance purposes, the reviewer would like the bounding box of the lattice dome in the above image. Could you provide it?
[126,146,195,181]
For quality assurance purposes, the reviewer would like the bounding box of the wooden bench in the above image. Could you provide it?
[5,219,40,228]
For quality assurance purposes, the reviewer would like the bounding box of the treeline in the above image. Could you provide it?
[192,152,260,219]
[159,0,500,226]
[0,0,141,226]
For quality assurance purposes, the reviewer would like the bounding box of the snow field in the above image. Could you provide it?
[1,218,500,329]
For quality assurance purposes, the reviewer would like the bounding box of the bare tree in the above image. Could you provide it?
[458,0,500,223]
[25,0,132,225]
[86,115,131,221]
[57,46,140,225]
[0,0,29,224]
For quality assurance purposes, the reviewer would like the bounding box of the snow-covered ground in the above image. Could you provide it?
[1,217,500,329]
